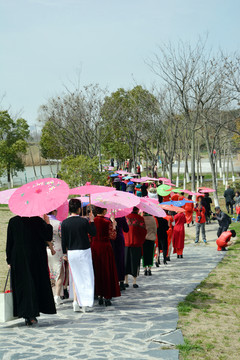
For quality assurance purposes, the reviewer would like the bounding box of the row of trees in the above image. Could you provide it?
[39,39,240,203]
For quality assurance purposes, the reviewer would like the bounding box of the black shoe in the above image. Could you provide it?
[105,299,112,306]
[124,283,129,288]
[120,282,125,291]
[177,255,180,258]
[148,269,152,276]
[25,318,38,326]
[166,257,170,261]
[98,298,104,305]
[64,289,69,299]
[221,248,227,251]
[164,260,167,265]
[155,261,159,267]
[144,269,148,276]
[133,284,139,288]
[180,255,183,258]
[187,223,189,227]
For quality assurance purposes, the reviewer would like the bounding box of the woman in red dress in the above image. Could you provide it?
[172,212,186,258]
[184,195,194,227]
[91,207,121,306]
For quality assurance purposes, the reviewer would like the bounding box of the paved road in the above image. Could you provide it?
[0,223,224,360]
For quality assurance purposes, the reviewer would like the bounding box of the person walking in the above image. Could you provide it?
[142,213,158,275]
[156,216,169,264]
[123,207,147,288]
[201,193,212,224]
[61,199,96,312]
[111,216,129,292]
[6,215,56,326]
[224,185,235,215]
[47,210,65,306]
[193,201,207,243]
[212,207,232,237]
[172,212,186,258]
[184,195,194,227]
[91,207,121,306]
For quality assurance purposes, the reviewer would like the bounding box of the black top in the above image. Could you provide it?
[215,211,231,228]
[6,216,56,318]
[61,216,96,253]
[224,188,235,203]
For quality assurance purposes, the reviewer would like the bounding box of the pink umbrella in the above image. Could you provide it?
[131,178,143,183]
[138,198,166,217]
[56,200,69,222]
[164,181,176,187]
[0,188,18,204]
[159,177,169,181]
[106,207,133,218]
[9,178,69,217]
[91,190,140,211]
[69,185,116,196]
[199,187,216,193]
[147,198,159,205]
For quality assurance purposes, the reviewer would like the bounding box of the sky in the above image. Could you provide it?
[1,0,240,127]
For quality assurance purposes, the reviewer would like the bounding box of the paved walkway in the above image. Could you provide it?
[0,223,224,360]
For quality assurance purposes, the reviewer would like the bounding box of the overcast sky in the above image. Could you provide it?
[1,0,240,126]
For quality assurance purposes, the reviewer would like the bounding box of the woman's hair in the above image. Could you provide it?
[187,195,192,200]
[235,191,240,196]
[132,206,139,213]
[94,206,107,215]
[69,199,81,214]
[230,230,236,237]
[47,210,56,215]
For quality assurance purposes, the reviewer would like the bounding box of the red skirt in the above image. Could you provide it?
[91,241,121,299]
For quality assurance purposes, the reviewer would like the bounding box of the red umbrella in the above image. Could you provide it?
[9,178,69,217]
[159,204,185,213]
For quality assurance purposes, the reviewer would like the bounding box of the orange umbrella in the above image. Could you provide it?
[159,204,185,213]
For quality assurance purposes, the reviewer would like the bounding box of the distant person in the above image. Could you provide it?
[193,200,207,243]
[110,158,114,167]
[216,230,236,251]
[153,164,158,178]
[143,212,158,275]
[184,195,194,227]
[212,207,231,237]
[224,185,235,215]
[201,193,212,224]
[137,164,141,178]
[172,212,186,258]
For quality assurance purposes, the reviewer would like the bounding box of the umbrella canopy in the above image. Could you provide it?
[116,170,129,175]
[113,177,121,183]
[106,207,133,219]
[138,198,166,217]
[110,173,119,178]
[199,187,216,193]
[0,188,18,204]
[164,181,176,187]
[91,190,140,211]
[131,178,143,183]
[159,204,185,213]
[69,185,116,196]
[171,188,185,193]
[123,176,132,180]
[9,178,69,217]
[158,177,169,182]
[162,199,193,207]
[56,200,69,222]
[157,184,172,196]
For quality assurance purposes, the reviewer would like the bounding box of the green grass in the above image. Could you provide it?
[176,339,204,359]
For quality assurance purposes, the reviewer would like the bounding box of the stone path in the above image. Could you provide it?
[0,223,225,360]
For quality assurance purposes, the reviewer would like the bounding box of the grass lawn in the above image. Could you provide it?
[177,221,240,360]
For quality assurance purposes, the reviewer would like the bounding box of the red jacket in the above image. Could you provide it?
[193,205,206,223]
[216,231,232,250]
[124,213,147,247]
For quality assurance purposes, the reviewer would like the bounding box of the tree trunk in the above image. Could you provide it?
[176,154,180,187]
[229,141,235,185]
[29,147,37,179]
[196,141,200,190]
[191,130,196,192]
[226,150,229,188]
[222,145,226,185]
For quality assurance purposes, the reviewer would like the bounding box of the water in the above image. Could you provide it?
[0,165,59,187]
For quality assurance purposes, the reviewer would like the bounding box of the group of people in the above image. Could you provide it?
[5,176,238,326]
